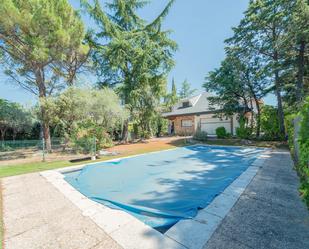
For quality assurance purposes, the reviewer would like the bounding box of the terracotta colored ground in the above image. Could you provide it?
[0,137,187,167]
[107,136,188,154]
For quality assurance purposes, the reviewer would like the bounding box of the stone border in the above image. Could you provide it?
[40,146,271,249]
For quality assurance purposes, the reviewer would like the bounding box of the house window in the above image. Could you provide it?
[182,101,190,108]
[181,119,192,127]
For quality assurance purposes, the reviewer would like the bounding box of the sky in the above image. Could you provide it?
[0,0,276,106]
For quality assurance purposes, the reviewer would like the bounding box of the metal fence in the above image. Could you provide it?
[0,138,63,151]
[0,137,98,163]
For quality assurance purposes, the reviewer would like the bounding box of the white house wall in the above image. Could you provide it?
[232,114,240,135]
[195,114,240,135]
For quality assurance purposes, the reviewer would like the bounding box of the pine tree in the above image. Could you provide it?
[170,78,179,104]
[287,0,309,103]
[0,0,88,150]
[82,0,177,140]
[178,79,196,98]
[226,0,296,137]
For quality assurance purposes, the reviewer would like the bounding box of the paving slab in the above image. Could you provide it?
[204,150,309,249]
[2,173,122,249]
[166,212,222,249]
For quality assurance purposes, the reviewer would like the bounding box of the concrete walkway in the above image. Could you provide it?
[2,149,309,249]
[2,174,121,249]
[204,150,309,249]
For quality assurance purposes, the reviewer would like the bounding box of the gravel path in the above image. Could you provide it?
[204,150,309,249]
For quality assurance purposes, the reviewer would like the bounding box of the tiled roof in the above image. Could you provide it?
[162,92,219,117]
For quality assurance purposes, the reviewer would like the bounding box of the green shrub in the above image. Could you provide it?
[0,145,13,152]
[216,127,227,138]
[299,98,309,166]
[285,113,297,154]
[71,135,94,153]
[298,98,309,206]
[235,116,251,139]
[287,97,309,208]
[69,122,114,153]
[261,105,283,140]
[193,130,208,141]
[236,127,251,139]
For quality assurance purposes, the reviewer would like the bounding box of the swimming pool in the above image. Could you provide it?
[64,145,264,232]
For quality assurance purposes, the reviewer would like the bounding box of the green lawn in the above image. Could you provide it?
[0,181,3,249]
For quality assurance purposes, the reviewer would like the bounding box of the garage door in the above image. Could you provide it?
[200,118,231,135]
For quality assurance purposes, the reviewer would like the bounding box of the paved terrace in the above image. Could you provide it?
[2,149,309,249]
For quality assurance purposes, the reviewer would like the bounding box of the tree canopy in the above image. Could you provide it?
[0,0,89,150]
[178,79,196,99]
[41,87,127,150]
[0,99,33,141]
[206,0,309,139]
[82,0,177,140]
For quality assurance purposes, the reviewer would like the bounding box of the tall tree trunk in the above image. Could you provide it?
[274,52,286,138]
[248,82,261,138]
[12,131,17,141]
[0,128,6,142]
[42,120,51,151]
[35,67,52,152]
[254,98,261,138]
[121,119,129,143]
[249,98,254,130]
[230,116,234,136]
[296,40,305,103]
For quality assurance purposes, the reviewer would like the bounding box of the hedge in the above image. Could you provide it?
[287,97,309,208]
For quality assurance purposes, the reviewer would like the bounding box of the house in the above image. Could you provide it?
[162,92,247,136]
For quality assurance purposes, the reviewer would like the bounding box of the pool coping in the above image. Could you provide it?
[40,145,272,249]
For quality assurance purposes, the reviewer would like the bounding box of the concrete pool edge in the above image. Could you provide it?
[40,146,272,249]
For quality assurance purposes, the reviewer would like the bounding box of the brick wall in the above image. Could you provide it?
[171,115,195,135]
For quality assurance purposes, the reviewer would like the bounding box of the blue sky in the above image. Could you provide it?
[0,0,276,106]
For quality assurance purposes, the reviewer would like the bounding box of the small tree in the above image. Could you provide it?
[164,78,179,111]
[44,87,128,151]
[0,99,11,141]
[9,103,33,141]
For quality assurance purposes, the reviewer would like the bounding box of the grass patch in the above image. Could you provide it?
[0,181,3,249]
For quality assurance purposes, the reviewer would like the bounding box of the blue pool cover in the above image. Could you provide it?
[64,145,264,231]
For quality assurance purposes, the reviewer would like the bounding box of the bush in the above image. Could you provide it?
[0,145,13,152]
[260,105,284,140]
[216,127,227,138]
[298,98,309,207]
[236,127,251,139]
[287,97,309,208]
[193,130,208,141]
[285,113,297,153]
[236,115,252,139]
